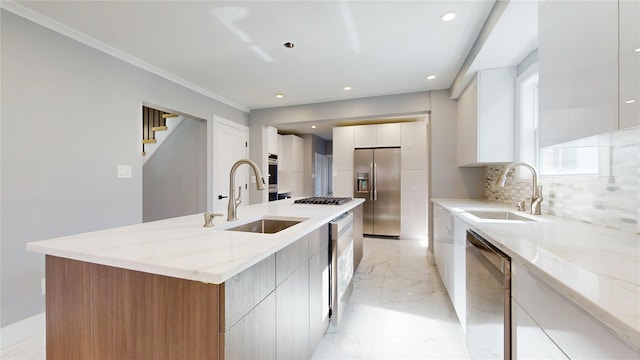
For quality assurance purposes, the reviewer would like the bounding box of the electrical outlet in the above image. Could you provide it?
[41,278,46,296]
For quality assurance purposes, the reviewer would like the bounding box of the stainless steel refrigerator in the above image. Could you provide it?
[353,148,401,237]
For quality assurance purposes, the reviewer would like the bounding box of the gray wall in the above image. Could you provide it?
[428,90,485,253]
[0,10,248,327]
[249,92,431,203]
[143,118,207,222]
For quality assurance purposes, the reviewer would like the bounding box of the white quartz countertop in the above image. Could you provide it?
[27,198,364,284]
[432,198,640,350]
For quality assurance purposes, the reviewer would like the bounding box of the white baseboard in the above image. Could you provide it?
[0,312,45,349]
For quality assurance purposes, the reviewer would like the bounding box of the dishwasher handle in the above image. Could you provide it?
[466,230,510,275]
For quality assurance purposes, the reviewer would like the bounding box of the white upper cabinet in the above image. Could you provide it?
[353,125,377,148]
[267,126,278,155]
[619,0,640,130]
[456,67,516,167]
[538,1,622,147]
[354,123,402,148]
[376,123,402,147]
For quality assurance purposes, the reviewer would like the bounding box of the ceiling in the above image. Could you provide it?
[7,0,537,140]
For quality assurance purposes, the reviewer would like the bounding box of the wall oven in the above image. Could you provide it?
[466,230,511,359]
[268,154,278,201]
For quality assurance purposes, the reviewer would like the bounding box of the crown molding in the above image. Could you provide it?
[1,1,249,113]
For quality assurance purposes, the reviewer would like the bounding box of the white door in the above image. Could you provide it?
[212,116,249,215]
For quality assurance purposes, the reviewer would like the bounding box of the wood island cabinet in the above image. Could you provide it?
[45,225,338,360]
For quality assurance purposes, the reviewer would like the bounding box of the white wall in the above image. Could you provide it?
[0,10,248,328]
[143,118,207,222]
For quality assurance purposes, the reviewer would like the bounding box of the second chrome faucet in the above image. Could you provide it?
[496,162,543,216]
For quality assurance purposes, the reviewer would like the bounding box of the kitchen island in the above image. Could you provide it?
[432,199,640,358]
[27,198,364,360]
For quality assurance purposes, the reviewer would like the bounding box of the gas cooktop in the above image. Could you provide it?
[293,197,353,205]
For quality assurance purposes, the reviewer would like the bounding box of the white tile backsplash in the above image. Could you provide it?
[485,127,640,234]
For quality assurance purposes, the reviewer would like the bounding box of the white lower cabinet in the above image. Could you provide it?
[512,262,638,359]
[512,300,568,359]
[433,204,452,289]
[451,216,467,329]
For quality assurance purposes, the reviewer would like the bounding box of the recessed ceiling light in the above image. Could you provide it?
[426,75,437,80]
[311,125,317,129]
[283,42,295,49]
[343,86,352,91]
[625,99,636,104]
[275,93,284,99]
[635,47,640,52]
[441,12,456,22]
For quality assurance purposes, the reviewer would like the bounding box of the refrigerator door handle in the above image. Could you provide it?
[369,163,374,200]
[373,162,378,201]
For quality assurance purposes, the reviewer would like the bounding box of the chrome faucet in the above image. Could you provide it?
[496,162,543,215]
[227,159,266,221]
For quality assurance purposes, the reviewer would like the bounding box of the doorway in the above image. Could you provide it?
[314,153,331,197]
[143,114,207,222]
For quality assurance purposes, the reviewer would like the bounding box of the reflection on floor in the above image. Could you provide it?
[312,237,469,359]
[0,238,468,360]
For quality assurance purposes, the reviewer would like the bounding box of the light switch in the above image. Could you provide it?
[117,165,133,178]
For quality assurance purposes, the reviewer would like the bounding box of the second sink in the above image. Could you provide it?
[225,216,308,234]
[465,210,536,222]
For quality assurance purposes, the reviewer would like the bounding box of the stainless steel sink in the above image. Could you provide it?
[465,210,535,222]
[225,217,308,234]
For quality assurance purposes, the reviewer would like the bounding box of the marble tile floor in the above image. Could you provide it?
[311,237,469,359]
[0,238,468,360]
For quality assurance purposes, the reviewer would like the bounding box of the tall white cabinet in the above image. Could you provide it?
[279,134,304,197]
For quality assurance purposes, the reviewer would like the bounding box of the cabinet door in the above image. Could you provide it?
[433,204,449,285]
[538,0,619,147]
[222,291,276,360]
[292,135,304,172]
[333,127,354,170]
[619,0,640,129]
[513,300,568,359]
[277,259,310,359]
[309,244,330,355]
[276,235,308,286]
[354,125,377,148]
[512,262,638,358]
[401,121,427,170]
[376,123,401,147]
[267,126,278,155]
[452,217,467,328]
[220,255,276,331]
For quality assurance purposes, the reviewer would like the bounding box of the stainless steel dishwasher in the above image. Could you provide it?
[466,230,511,359]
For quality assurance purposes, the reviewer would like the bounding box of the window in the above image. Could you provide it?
[515,63,608,177]
[515,65,539,178]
